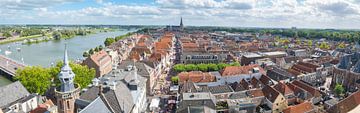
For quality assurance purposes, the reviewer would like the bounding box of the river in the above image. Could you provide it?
[0,29,135,86]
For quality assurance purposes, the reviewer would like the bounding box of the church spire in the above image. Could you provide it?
[58,44,75,92]
[180,17,184,28]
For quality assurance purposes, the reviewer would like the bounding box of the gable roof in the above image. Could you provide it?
[292,80,321,97]
[87,50,112,66]
[102,81,134,113]
[178,71,216,83]
[79,97,111,113]
[327,91,360,113]
[262,85,281,103]
[0,81,30,108]
[259,75,273,85]
[283,101,314,113]
[220,64,265,76]
[247,89,265,97]
[250,77,263,88]
[274,82,294,96]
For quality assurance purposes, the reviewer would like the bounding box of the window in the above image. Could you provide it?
[67,101,70,109]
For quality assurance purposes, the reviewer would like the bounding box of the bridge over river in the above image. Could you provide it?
[0,55,26,80]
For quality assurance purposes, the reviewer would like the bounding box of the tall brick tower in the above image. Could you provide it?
[55,45,80,113]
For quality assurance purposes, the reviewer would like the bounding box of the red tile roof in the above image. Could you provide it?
[240,79,250,90]
[248,89,265,97]
[262,85,281,102]
[220,64,265,76]
[283,101,314,113]
[291,62,319,73]
[292,80,321,97]
[178,71,216,83]
[250,77,263,88]
[30,99,55,113]
[259,75,273,85]
[88,50,112,66]
[327,91,360,113]
[274,82,294,96]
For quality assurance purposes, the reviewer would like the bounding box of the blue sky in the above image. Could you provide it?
[1,0,360,29]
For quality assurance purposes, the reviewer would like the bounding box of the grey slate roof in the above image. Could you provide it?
[79,86,100,102]
[0,81,30,108]
[352,60,360,73]
[79,97,111,113]
[118,60,154,77]
[337,54,351,69]
[103,81,134,113]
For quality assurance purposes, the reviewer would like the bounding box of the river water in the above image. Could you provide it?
[0,29,135,86]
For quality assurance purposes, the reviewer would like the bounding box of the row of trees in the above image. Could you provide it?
[15,61,96,95]
[83,45,104,57]
[52,29,91,40]
[173,62,240,72]
[194,27,360,43]
[104,33,134,46]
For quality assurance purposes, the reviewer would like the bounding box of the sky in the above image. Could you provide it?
[1,0,360,29]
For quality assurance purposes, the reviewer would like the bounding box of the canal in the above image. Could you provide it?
[0,29,135,86]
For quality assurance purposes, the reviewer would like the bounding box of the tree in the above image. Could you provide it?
[3,32,12,38]
[15,66,52,95]
[307,40,313,46]
[89,48,94,55]
[171,76,179,85]
[94,47,100,52]
[173,64,186,72]
[52,31,62,40]
[197,64,208,72]
[185,64,197,71]
[83,51,89,57]
[334,83,345,97]
[208,63,219,71]
[53,61,96,89]
[104,38,115,46]
[230,62,240,66]
[99,45,103,51]
[15,61,96,94]
[319,42,330,49]
[217,63,228,70]
[338,42,346,49]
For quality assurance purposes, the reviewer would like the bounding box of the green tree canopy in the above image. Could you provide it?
[230,62,241,66]
[171,76,179,85]
[15,66,52,95]
[15,61,96,95]
[217,63,228,70]
[334,83,345,96]
[3,32,12,38]
[104,37,115,46]
[83,51,89,57]
[173,64,186,72]
[208,63,219,71]
[338,42,346,49]
[185,64,198,72]
[197,64,209,72]
[53,61,96,88]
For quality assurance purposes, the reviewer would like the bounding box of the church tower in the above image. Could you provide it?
[55,45,80,113]
[180,17,184,30]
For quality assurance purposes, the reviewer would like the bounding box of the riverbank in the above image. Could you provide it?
[0,30,136,67]
[0,34,45,45]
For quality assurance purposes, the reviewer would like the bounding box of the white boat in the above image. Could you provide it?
[5,51,12,55]
[16,48,21,52]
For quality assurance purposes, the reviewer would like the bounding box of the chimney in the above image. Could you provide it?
[98,85,103,96]
[92,78,99,86]
[111,81,117,90]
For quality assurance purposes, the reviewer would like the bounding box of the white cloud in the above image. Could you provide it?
[1,0,360,29]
